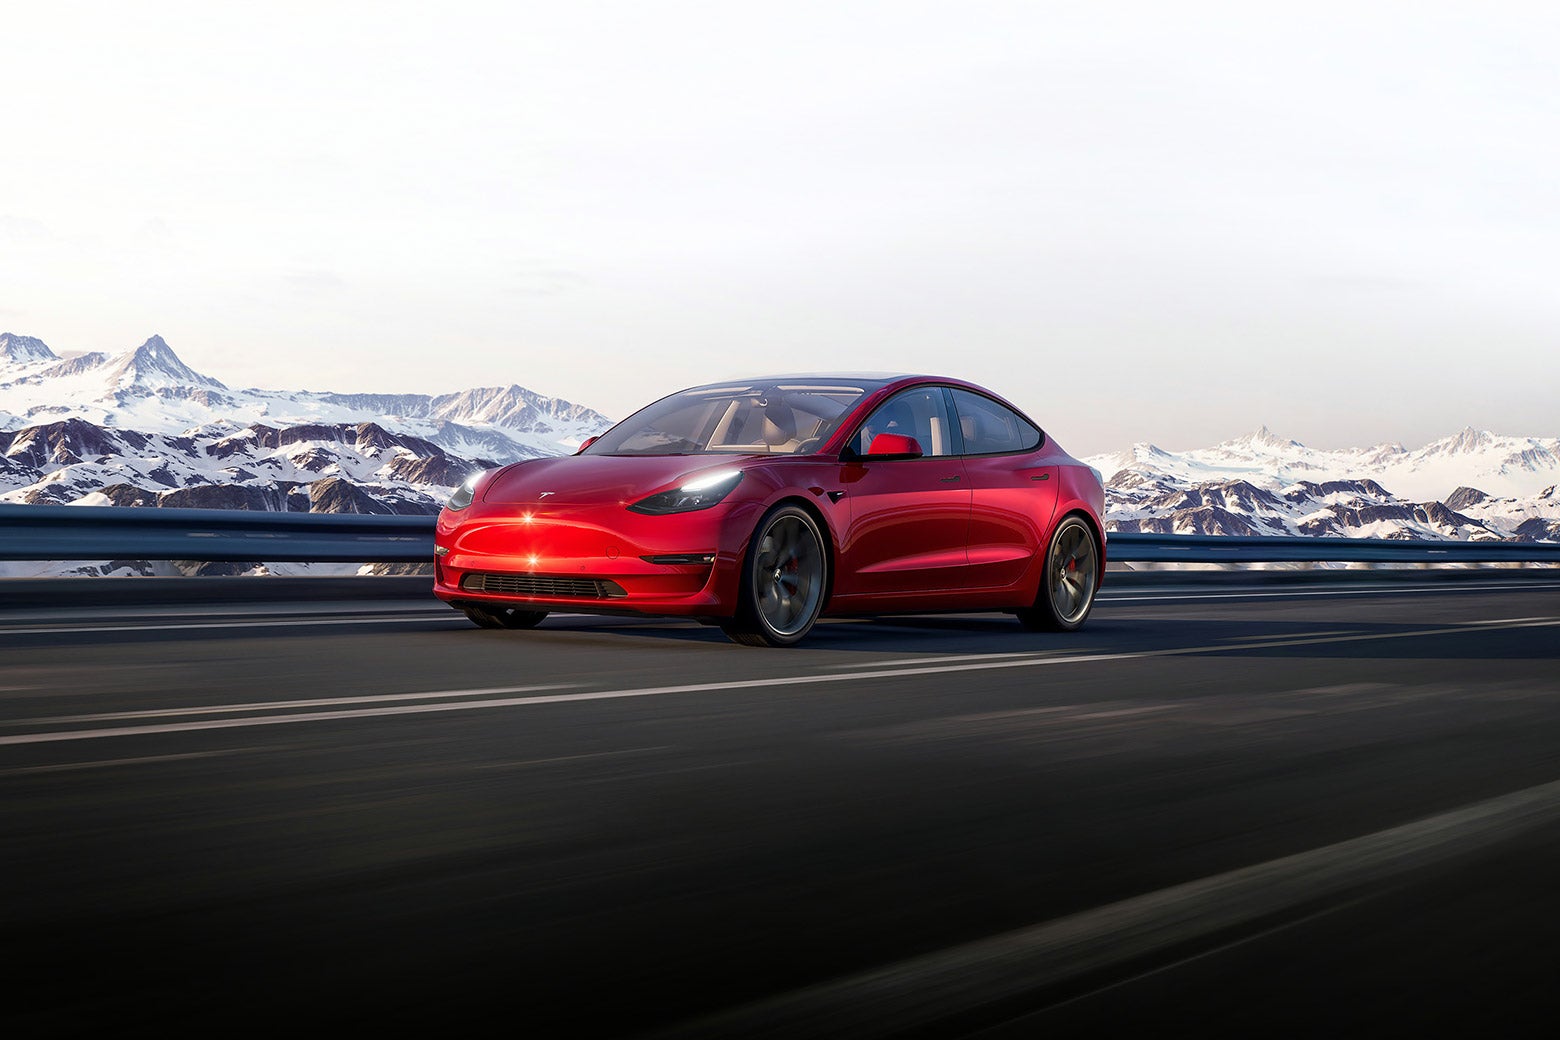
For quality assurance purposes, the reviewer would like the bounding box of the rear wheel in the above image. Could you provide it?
[461,605,548,630]
[1017,515,1098,632]
[721,505,827,647]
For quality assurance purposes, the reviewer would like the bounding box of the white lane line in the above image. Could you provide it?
[834,651,1046,669]
[27,685,576,725]
[660,776,1560,1039]
[1226,630,1348,641]
[1465,616,1554,625]
[2,617,1555,747]
[0,614,465,636]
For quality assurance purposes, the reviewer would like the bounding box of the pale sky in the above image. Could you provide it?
[5,1,1559,456]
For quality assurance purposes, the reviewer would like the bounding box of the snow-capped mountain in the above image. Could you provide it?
[1088,425,1560,503]
[1086,427,1560,543]
[0,333,611,461]
[0,333,57,365]
[1,333,617,574]
[2,416,481,513]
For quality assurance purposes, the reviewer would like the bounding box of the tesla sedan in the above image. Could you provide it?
[433,374,1105,646]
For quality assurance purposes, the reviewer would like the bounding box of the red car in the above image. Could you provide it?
[434,375,1105,646]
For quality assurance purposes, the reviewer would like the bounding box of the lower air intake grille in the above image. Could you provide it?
[461,572,627,599]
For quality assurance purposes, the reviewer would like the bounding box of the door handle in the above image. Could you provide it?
[1031,474,1050,481]
[939,475,962,482]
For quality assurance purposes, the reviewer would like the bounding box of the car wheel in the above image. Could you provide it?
[721,504,827,647]
[1018,515,1098,632]
[461,605,549,630]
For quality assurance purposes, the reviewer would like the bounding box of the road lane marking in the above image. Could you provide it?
[27,685,577,725]
[2,617,1555,747]
[834,651,1046,669]
[1465,616,1554,625]
[658,776,1560,1039]
[1225,630,1348,641]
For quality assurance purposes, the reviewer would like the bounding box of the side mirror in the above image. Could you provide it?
[866,433,924,459]
[575,435,599,455]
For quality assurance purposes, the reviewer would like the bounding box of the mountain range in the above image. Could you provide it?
[0,333,613,575]
[0,333,609,460]
[2,331,1556,574]
[1082,427,1560,544]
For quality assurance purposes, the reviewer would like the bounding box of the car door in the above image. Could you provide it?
[948,387,1057,590]
[834,387,970,598]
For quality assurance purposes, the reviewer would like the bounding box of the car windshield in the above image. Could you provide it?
[584,382,871,456]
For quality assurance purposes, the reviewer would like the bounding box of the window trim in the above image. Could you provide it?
[944,386,1046,458]
[840,385,960,461]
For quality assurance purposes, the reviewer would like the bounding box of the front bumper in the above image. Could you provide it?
[433,500,755,617]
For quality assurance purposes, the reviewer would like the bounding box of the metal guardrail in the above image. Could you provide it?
[0,504,434,563]
[0,503,1555,565]
[1108,532,1560,564]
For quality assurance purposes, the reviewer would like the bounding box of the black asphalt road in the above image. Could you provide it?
[2,579,1559,1037]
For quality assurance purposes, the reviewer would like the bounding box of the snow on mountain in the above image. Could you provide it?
[0,333,58,366]
[102,334,228,391]
[1089,425,1560,502]
[1087,427,1560,543]
[0,328,620,571]
[0,415,488,512]
[0,333,613,463]
[0,331,625,574]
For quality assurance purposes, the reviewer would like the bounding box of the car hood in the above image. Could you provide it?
[482,454,760,506]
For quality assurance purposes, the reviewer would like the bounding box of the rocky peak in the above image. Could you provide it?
[0,333,58,366]
[36,352,110,379]
[1444,486,1490,511]
[102,335,227,391]
[1436,426,1495,455]
[1228,425,1302,451]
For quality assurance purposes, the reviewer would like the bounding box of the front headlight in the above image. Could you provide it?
[628,469,744,515]
[446,470,485,511]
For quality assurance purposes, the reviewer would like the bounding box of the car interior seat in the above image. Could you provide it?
[760,395,797,450]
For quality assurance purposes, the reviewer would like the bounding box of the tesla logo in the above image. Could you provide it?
[538,491,555,499]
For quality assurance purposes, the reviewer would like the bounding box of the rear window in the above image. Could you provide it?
[949,388,1042,455]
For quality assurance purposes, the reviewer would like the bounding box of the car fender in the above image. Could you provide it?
[708,464,848,610]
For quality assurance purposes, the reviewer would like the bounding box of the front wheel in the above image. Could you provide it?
[721,505,827,647]
[462,605,548,630]
[1017,515,1099,632]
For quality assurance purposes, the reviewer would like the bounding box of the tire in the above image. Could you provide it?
[1017,515,1099,632]
[721,504,828,647]
[461,605,549,630]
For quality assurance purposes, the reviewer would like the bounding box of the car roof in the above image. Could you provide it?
[686,373,959,392]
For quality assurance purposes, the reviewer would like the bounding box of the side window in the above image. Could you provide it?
[847,388,957,457]
[949,388,1042,455]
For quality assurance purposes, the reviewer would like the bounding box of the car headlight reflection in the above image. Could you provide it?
[628,469,743,515]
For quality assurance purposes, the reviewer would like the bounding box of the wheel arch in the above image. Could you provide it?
[1057,507,1107,588]
[770,494,839,610]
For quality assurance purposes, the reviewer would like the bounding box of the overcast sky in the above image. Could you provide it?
[5,1,1558,455]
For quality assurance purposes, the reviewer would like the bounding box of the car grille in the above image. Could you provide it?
[460,572,627,599]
